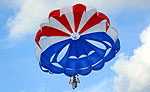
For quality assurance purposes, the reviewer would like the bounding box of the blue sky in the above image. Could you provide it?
[0,0,150,92]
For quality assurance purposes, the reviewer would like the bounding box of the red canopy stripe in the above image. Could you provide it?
[79,12,110,34]
[73,4,86,32]
[49,10,73,33]
[35,26,70,49]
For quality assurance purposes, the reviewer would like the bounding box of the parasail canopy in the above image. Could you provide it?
[35,4,120,76]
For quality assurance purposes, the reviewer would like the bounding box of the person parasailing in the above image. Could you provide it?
[69,75,80,89]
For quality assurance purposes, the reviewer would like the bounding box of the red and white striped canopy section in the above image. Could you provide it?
[35,4,115,49]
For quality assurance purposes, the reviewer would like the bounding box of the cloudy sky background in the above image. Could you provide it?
[0,0,150,92]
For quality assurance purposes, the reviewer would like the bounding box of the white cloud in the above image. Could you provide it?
[112,25,150,92]
[6,0,51,40]
[6,0,150,40]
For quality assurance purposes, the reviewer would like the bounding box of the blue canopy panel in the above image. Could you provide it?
[39,32,120,76]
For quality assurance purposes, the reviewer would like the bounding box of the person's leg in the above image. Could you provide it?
[75,84,77,88]
[72,83,76,89]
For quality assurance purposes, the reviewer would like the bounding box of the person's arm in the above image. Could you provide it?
[77,78,80,83]
[69,78,73,84]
